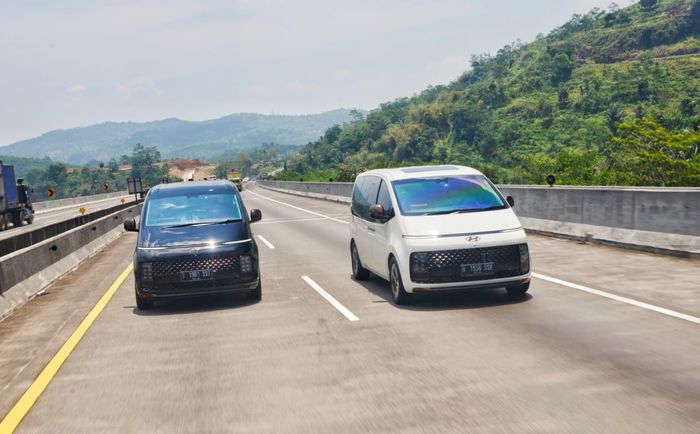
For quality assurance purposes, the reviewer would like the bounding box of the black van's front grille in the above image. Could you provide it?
[151,256,240,277]
[411,244,527,284]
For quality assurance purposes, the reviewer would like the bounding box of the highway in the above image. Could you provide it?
[0,195,136,242]
[1,183,700,432]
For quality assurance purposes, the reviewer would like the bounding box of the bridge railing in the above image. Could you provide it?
[257,180,700,258]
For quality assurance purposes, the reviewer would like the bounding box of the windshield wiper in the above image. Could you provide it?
[423,206,505,216]
[161,218,242,229]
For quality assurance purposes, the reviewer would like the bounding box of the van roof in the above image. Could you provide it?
[148,180,236,197]
[360,165,484,182]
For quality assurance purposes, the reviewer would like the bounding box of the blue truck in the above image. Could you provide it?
[0,162,35,231]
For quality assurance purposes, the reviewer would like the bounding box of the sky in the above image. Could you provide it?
[0,0,622,145]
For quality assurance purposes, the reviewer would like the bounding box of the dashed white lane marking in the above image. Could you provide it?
[257,234,275,249]
[302,276,359,322]
[246,190,349,225]
[533,272,700,326]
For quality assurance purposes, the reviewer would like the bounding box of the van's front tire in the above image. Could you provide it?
[351,241,370,280]
[389,258,412,305]
[136,291,153,310]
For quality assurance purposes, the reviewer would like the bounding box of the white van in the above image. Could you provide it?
[349,165,530,304]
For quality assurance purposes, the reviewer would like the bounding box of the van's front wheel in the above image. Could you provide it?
[389,258,411,305]
[351,241,370,280]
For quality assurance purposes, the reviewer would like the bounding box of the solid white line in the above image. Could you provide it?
[257,234,275,249]
[302,275,359,322]
[532,272,700,326]
[246,189,349,225]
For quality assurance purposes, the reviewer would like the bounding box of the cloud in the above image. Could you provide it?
[115,77,157,98]
[425,55,469,84]
[246,80,323,99]
[66,84,86,94]
[333,69,353,80]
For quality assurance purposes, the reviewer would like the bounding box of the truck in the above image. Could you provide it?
[0,163,35,231]
[226,170,243,191]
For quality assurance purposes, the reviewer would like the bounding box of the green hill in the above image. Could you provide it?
[0,109,360,165]
[281,0,700,186]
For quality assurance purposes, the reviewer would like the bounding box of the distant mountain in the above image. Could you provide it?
[0,109,361,164]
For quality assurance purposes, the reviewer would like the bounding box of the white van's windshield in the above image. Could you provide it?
[392,175,506,216]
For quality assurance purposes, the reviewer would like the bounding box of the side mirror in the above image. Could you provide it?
[506,196,515,207]
[123,218,138,232]
[370,204,386,220]
[250,209,262,222]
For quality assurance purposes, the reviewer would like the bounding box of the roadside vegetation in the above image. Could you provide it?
[19,144,175,200]
[276,0,700,186]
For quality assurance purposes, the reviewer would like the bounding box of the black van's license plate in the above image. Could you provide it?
[180,270,213,281]
[461,262,495,276]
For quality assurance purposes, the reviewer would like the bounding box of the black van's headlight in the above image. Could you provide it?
[518,244,530,274]
[240,255,254,278]
[141,262,153,282]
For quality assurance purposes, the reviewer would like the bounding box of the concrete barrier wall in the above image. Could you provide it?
[0,200,140,258]
[0,204,141,319]
[33,190,129,212]
[257,180,700,257]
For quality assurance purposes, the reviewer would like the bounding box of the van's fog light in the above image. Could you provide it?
[518,244,530,274]
[240,255,254,275]
[141,263,153,281]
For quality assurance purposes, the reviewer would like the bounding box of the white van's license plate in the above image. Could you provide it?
[461,262,495,276]
[180,270,213,281]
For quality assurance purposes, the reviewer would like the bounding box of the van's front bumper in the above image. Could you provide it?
[410,276,530,294]
[396,228,530,294]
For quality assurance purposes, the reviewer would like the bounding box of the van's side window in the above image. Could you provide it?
[358,176,381,220]
[376,180,393,219]
[351,177,366,217]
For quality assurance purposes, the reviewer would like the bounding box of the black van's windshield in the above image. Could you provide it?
[392,175,506,216]
[144,192,243,228]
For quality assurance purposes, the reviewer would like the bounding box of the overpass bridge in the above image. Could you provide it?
[0,183,699,432]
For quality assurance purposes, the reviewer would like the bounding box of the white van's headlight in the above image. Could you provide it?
[410,252,429,279]
[518,244,530,274]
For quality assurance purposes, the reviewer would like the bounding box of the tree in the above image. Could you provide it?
[551,52,574,84]
[607,104,624,135]
[611,119,700,186]
[639,0,658,10]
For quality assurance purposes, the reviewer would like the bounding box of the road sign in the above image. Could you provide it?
[47,188,56,198]
[103,183,110,192]
[120,198,125,204]
[127,178,143,195]
[79,207,86,215]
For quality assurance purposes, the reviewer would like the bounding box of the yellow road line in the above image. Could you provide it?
[0,262,133,433]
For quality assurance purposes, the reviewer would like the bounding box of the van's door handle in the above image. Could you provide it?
[367,227,375,233]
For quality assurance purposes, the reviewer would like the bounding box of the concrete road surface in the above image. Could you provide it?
[1,183,700,433]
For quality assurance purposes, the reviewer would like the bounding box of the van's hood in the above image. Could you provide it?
[138,222,250,248]
[400,209,522,237]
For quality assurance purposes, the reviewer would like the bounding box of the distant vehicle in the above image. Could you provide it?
[227,170,243,191]
[0,162,35,231]
[243,177,250,183]
[204,175,217,181]
[123,181,263,310]
[349,165,530,304]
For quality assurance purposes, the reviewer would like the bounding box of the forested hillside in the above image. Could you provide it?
[281,0,700,186]
[0,109,358,165]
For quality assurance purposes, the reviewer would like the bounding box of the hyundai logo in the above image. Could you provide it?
[466,236,481,242]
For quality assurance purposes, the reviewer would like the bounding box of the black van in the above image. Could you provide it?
[124,181,262,310]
